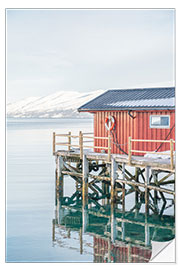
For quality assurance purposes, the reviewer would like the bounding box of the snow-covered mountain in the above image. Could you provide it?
[7,90,105,118]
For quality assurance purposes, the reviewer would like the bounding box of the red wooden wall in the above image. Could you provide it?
[93,110,175,155]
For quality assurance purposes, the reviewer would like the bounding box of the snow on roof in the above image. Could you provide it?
[78,87,175,111]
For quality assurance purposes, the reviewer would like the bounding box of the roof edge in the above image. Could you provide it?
[78,106,175,112]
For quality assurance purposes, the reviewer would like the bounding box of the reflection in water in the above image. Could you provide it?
[52,190,175,263]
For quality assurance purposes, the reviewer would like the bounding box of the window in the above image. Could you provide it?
[150,115,170,128]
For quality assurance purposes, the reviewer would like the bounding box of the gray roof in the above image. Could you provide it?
[78,87,175,111]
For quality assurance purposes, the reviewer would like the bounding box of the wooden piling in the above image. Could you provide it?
[145,166,150,214]
[145,216,150,246]
[79,228,83,254]
[102,181,106,205]
[52,219,55,241]
[82,154,89,207]
[153,170,158,207]
[79,131,83,160]
[135,167,139,204]
[55,155,60,192]
[127,243,132,263]
[111,157,118,203]
[122,163,125,212]
[121,218,125,241]
[110,202,116,243]
[59,156,64,198]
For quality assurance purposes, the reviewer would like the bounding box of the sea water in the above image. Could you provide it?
[6,118,175,262]
[6,118,94,262]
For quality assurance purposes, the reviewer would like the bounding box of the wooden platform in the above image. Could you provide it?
[55,148,175,173]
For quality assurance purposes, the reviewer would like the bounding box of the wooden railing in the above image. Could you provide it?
[53,131,111,161]
[53,132,175,169]
[128,137,175,169]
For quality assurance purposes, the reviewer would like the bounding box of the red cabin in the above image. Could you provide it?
[78,87,175,155]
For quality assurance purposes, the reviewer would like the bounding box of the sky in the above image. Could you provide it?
[6,9,175,103]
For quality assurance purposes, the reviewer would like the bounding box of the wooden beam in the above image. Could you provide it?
[116,179,175,195]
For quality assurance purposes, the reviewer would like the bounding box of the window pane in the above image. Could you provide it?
[151,116,161,126]
[161,116,169,126]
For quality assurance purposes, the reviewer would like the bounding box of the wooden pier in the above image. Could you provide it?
[53,131,175,215]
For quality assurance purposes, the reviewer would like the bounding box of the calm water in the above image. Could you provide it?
[6,118,175,262]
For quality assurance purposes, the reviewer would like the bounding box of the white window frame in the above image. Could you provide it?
[150,115,170,129]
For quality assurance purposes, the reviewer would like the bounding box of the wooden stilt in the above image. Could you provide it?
[145,216,150,246]
[67,228,71,238]
[135,167,139,204]
[55,155,59,190]
[127,243,132,263]
[79,131,83,160]
[122,163,125,212]
[110,202,116,243]
[111,157,118,203]
[79,228,83,254]
[153,170,158,208]
[82,154,89,207]
[121,220,125,241]
[82,207,89,233]
[102,181,106,205]
[59,156,64,198]
[108,237,111,262]
[145,166,150,214]
[52,219,55,241]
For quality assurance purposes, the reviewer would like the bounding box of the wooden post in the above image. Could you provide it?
[82,154,89,207]
[68,131,71,151]
[108,135,111,162]
[111,157,118,203]
[145,166,150,214]
[153,170,158,208]
[102,181,106,205]
[121,220,125,241]
[67,228,71,238]
[145,216,150,246]
[59,156,64,198]
[79,131,83,160]
[122,162,125,212]
[82,155,89,234]
[55,155,60,195]
[52,219,55,241]
[135,167,139,205]
[82,207,89,233]
[111,201,117,243]
[170,139,174,170]
[128,243,132,263]
[128,137,132,165]
[79,228,83,254]
[53,132,56,155]
[108,237,111,262]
